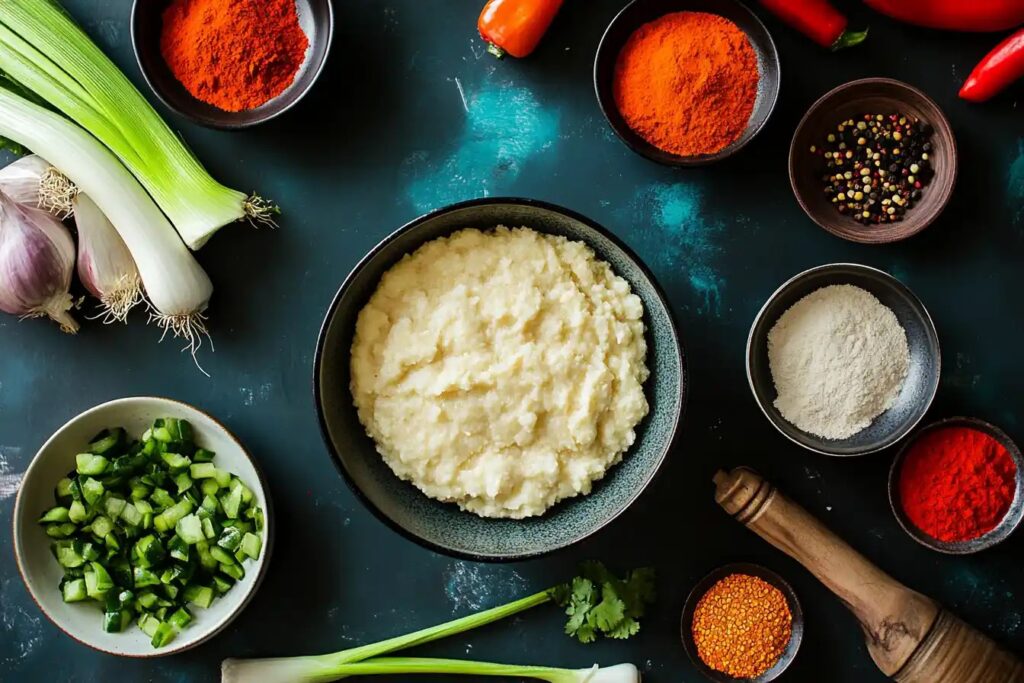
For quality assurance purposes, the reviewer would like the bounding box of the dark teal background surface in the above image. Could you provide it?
[1,1,1022,681]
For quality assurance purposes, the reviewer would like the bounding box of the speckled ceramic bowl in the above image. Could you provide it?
[889,417,1024,555]
[13,397,272,657]
[746,263,940,456]
[314,198,686,561]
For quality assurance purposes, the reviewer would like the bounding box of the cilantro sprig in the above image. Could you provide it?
[549,561,657,643]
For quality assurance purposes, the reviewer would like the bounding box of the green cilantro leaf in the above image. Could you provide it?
[552,561,656,644]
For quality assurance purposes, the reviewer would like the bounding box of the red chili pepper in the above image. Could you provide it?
[960,28,1024,102]
[758,0,867,50]
[477,0,564,59]
[862,0,1024,32]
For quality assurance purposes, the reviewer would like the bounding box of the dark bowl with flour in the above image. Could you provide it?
[746,263,940,456]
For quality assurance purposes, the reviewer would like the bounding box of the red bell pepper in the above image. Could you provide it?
[478,0,564,59]
[862,0,1024,32]
[759,0,867,50]
[960,28,1024,102]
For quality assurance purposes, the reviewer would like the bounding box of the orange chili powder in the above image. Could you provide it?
[691,573,792,678]
[613,11,759,157]
[160,0,310,113]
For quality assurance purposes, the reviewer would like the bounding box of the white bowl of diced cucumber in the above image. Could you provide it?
[13,396,271,657]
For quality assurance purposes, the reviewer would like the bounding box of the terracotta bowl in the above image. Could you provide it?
[789,78,957,243]
[888,417,1024,555]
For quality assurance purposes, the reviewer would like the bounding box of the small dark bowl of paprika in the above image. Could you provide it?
[130,0,334,130]
[889,417,1024,555]
[594,0,781,166]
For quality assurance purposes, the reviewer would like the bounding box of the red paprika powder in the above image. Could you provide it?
[612,12,759,157]
[898,426,1017,542]
[160,0,309,113]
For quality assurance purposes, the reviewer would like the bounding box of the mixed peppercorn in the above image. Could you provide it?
[812,113,933,225]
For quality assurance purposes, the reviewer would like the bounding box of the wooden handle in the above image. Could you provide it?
[713,467,938,675]
[714,467,1024,682]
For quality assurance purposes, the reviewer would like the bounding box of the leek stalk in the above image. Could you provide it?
[0,0,276,249]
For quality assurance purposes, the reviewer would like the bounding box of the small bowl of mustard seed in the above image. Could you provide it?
[681,563,804,682]
[789,78,957,244]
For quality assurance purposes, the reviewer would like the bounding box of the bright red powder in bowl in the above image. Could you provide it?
[160,0,310,113]
[898,425,1017,543]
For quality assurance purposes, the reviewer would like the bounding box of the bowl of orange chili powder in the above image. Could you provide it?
[889,417,1024,555]
[131,0,334,129]
[681,563,803,682]
[594,0,780,165]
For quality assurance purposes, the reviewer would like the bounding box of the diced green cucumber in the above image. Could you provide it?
[129,481,151,500]
[183,584,215,609]
[45,522,77,538]
[201,516,216,540]
[200,479,220,497]
[103,496,127,519]
[151,621,176,648]
[219,562,245,581]
[151,426,174,443]
[84,562,113,599]
[137,591,159,610]
[195,540,217,570]
[81,477,105,506]
[217,526,242,552]
[167,535,190,562]
[133,534,166,568]
[120,502,143,527]
[90,514,113,538]
[160,452,191,472]
[88,428,124,455]
[39,506,70,523]
[68,500,90,523]
[220,487,242,520]
[212,467,232,488]
[209,545,235,565]
[153,499,194,533]
[212,575,234,594]
[138,612,160,637]
[62,578,87,602]
[133,566,161,588]
[55,477,74,504]
[240,532,262,560]
[176,420,194,443]
[175,514,204,545]
[151,487,175,509]
[173,472,192,494]
[53,540,85,568]
[162,583,180,600]
[192,448,215,463]
[81,542,101,562]
[76,453,109,476]
[168,607,192,630]
[189,463,217,480]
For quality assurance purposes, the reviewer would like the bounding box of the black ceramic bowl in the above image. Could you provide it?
[889,417,1024,555]
[681,563,804,682]
[131,0,333,129]
[747,263,940,456]
[314,198,686,561]
[594,0,780,166]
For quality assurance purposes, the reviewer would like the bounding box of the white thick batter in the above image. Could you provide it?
[350,227,650,518]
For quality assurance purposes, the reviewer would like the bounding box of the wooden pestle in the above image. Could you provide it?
[713,467,1024,683]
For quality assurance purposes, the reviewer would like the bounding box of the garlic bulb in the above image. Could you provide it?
[0,190,78,333]
[73,193,142,323]
[0,155,76,217]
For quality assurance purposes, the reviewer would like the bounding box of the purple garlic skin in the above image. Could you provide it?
[0,191,78,333]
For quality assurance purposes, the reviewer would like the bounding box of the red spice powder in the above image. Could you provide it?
[160,0,310,113]
[898,426,1017,542]
[612,11,759,157]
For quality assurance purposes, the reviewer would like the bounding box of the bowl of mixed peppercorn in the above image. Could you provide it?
[789,78,957,244]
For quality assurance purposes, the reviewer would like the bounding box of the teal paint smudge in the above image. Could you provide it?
[404,82,559,213]
[1010,139,1024,225]
[632,182,724,315]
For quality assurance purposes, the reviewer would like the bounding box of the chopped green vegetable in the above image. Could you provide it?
[37,417,264,648]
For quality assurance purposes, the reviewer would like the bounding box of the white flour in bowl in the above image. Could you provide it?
[767,284,909,440]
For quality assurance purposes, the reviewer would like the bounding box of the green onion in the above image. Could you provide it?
[0,0,277,249]
[221,657,640,683]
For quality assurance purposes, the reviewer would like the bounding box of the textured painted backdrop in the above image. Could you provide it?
[1,1,1022,681]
